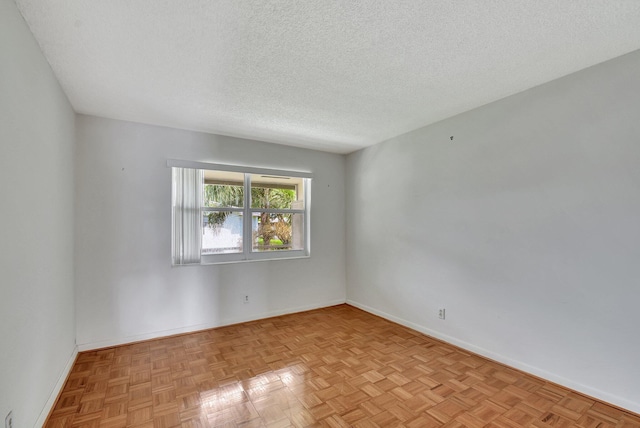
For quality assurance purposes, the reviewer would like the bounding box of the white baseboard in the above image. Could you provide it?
[35,345,78,427]
[346,299,640,415]
[77,299,346,352]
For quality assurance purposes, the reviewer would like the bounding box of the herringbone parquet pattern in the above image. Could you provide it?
[45,304,640,427]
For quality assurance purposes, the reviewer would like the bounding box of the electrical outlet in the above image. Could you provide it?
[5,411,13,428]
[438,308,446,320]
[243,294,249,304]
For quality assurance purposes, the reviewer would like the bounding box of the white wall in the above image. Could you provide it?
[346,50,640,412]
[75,115,346,349]
[0,0,77,426]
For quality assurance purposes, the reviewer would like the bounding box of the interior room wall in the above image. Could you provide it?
[0,0,77,425]
[346,50,640,412]
[74,115,346,350]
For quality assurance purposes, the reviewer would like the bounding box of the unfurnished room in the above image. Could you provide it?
[2,1,640,427]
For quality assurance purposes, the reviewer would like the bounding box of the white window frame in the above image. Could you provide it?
[168,159,312,265]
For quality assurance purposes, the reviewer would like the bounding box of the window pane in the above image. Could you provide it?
[250,174,304,210]
[252,212,304,252]
[202,211,243,254]
[203,170,244,208]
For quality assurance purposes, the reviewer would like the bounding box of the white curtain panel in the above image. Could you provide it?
[171,167,203,265]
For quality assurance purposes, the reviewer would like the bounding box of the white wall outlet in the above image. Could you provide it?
[438,308,446,320]
[5,411,13,428]
[243,294,249,304]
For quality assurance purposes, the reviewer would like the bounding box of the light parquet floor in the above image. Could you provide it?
[45,304,640,428]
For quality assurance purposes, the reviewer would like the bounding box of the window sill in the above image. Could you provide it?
[173,254,310,267]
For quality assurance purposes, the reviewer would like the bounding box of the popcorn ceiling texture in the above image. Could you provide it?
[15,0,640,153]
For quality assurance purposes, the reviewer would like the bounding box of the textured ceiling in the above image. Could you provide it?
[15,1,640,154]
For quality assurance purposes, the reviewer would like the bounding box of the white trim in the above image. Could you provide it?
[77,299,346,352]
[305,180,311,256]
[35,345,78,427]
[243,172,252,254]
[346,299,640,415]
[246,249,308,261]
[199,254,310,265]
[247,208,305,214]
[167,159,313,179]
[201,252,246,264]
[202,207,245,213]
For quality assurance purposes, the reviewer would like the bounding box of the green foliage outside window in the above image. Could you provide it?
[205,184,296,249]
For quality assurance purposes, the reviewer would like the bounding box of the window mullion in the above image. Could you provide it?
[248,209,305,214]
[201,207,244,213]
[243,173,251,257]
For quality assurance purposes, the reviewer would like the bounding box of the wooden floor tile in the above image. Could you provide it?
[44,304,640,427]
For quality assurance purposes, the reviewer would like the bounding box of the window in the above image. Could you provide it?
[170,160,311,265]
